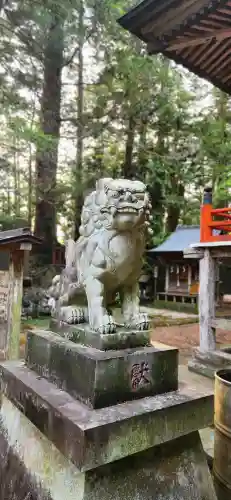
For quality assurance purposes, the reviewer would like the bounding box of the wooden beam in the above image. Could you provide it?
[148,28,231,55]
[199,249,216,352]
[20,242,32,251]
[184,248,204,259]
[165,265,169,293]
[184,247,231,259]
[5,250,24,360]
[188,264,192,293]
[147,40,165,54]
[211,250,231,259]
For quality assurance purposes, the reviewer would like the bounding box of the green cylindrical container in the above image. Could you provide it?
[214,369,231,500]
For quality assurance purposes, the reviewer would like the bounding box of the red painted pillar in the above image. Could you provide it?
[200,186,213,242]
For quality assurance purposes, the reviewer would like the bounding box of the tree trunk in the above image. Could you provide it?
[122,115,136,178]
[149,179,164,239]
[34,17,63,262]
[28,142,33,228]
[150,59,170,239]
[93,145,105,177]
[28,97,36,228]
[13,137,20,217]
[6,176,11,215]
[213,90,229,208]
[166,181,184,233]
[74,0,84,241]
[149,124,165,239]
[137,121,147,181]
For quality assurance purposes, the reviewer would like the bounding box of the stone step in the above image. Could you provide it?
[0,360,214,473]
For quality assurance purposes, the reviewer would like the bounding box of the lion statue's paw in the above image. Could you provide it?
[92,313,117,334]
[125,312,149,331]
[60,306,85,324]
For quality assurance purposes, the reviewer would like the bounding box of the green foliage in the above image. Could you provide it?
[0,0,231,247]
[0,215,28,230]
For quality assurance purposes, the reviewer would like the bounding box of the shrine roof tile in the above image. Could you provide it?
[148,225,200,253]
[0,227,42,246]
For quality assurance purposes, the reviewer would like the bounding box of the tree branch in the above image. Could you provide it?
[63,44,79,67]
[62,28,95,67]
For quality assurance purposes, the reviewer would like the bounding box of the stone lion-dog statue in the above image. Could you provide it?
[48,178,153,334]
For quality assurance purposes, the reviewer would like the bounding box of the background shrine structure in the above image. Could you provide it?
[148,226,200,304]
[0,228,41,360]
[119,0,231,379]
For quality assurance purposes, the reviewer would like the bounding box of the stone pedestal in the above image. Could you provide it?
[188,347,231,379]
[50,318,151,350]
[25,329,178,408]
[0,325,217,500]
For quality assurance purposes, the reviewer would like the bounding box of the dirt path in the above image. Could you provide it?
[151,322,231,360]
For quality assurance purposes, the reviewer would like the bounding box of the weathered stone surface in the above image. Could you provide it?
[25,329,178,408]
[0,360,214,472]
[214,475,230,500]
[50,318,151,350]
[0,395,217,500]
[188,348,231,379]
[84,431,217,500]
[0,396,84,500]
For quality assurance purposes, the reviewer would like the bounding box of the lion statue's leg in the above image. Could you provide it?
[121,282,149,330]
[85,277,116,334]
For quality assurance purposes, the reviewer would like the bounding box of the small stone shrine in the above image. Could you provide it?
[0,179,216,499]
[0,228,41,360]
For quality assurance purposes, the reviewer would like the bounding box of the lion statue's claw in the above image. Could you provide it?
[60,306,85,325]
[94,314,117,334]
[125,313,149,331]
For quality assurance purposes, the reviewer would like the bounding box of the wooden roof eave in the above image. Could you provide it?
[0,236,42,249]
[118,0,231,95]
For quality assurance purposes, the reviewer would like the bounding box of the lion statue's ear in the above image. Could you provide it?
[96,178,113,192]
[95,178,113,206]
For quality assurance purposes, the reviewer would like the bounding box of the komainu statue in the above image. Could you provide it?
[48,178,153,334]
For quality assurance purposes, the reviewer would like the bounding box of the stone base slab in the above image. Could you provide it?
[0,360,214,473]
[214,475,230,500]
[0,394,217,500]
[25,329,178,409]
[188,348,231,379]
[50,318,151,350]
[0,395,82,500]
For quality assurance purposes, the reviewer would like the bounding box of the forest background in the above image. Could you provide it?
[1,0,231,264]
